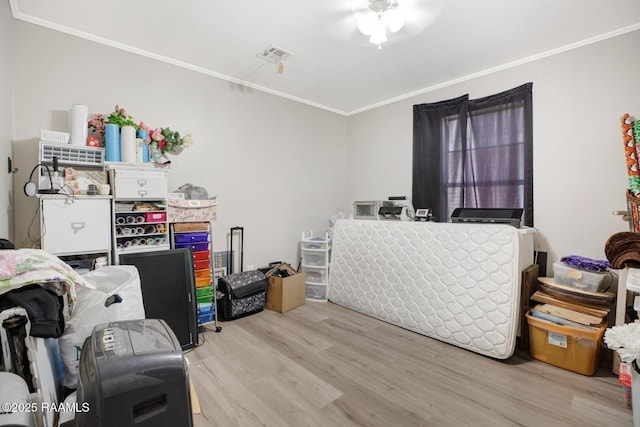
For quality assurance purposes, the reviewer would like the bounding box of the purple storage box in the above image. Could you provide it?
[174,232,209,244]
[175,242,209,252]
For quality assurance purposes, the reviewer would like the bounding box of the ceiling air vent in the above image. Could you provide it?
[256,45,294,64]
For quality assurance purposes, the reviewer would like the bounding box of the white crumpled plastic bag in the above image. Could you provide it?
[58,266,145,389]
[176,183,209,199]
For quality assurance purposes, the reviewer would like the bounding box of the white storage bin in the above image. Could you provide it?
[301,249,329,267]
[112,169,167,199]
[41,197,111,256]
[301,266,328,284]
[552,261,615,292]
[301,237,331,250]
[306,284,328,301]
[632,361,640,427]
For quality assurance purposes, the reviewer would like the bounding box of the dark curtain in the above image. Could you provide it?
[412,95,468,221]
[412,83,533,226]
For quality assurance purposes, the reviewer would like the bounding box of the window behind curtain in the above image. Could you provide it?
[412,83,533,226]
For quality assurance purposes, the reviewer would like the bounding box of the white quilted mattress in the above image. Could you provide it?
[328,219,534,359]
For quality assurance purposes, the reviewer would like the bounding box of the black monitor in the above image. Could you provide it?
[119,249,197,350]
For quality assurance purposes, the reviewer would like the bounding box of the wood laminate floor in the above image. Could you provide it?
[186,301,632,427]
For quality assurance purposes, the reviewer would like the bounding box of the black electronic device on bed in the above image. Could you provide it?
[450,208,523,228]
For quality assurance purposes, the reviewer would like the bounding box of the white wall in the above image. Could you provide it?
[9,19,349,268]
[6,10,640,273]
[0,1,13,239]
[347,30,640,271]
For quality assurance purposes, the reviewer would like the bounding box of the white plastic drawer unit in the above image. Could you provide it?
[112,169,167,199]
[301,248,330,267]
[301,238,331,251]
[40,197,111,255]
[301,266,328,284]
[306,284,328,301]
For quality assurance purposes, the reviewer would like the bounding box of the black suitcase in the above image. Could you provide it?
[217,227,269,321]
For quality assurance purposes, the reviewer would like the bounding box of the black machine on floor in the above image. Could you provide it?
[74,319,192,427]
[217,226,269,321]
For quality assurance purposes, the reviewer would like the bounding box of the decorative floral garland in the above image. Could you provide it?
[88,105,193,155]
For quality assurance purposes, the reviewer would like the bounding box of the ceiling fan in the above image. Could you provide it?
[350,0,444,49]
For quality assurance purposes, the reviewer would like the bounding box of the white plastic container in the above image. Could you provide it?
[0,372,36,426]
[40,129,70,144]
[306,283,328,301]
[301,237,331,250]
[353,201,381,220]
[632,361,640,427]
[552,261,614,292]
[301,266,328,284]
[627,268,640,293]
[301,248,330,267]
[69,103,88,146]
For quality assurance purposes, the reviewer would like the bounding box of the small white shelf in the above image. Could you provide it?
[116,244,170,253]
[301,231,331,302]
[110,168,169,264]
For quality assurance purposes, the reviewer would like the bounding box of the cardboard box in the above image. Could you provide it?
[266,272,306,313]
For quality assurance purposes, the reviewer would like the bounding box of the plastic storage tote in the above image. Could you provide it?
[526,311,606,376]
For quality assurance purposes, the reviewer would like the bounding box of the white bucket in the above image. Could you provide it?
[632,361,640,427]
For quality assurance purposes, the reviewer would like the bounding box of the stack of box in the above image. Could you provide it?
[526,260,616,375]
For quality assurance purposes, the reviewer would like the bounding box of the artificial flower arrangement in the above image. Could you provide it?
[605,322,640,368]
[88,105,193,155]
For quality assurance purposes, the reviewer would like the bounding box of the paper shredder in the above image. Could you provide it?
[75,319,192,427]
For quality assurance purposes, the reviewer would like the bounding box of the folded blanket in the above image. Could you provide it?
[0,249,90,313]
[605,232,640,269]
[560,255,610,272]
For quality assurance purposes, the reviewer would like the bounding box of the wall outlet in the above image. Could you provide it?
[246,264,255,271]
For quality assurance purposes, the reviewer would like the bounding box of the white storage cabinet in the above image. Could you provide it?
[40,195,111,256]
[300,231,331,301]
[11,138,111,262]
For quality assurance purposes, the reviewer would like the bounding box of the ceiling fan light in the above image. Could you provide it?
[357,11,378,35]
[384,9,405,33]
[356,0,406,48]
[368,22,387,46]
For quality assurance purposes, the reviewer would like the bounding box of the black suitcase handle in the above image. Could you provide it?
[229,226,244,274]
